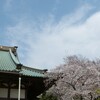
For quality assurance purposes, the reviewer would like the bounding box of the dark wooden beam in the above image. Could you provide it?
[8,82,11,100]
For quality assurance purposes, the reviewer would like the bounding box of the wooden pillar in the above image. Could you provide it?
[8,82,11,100]
[25,85,28,100]
[25,82,30,100]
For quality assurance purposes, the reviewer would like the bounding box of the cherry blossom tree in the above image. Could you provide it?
[45,55,100,100]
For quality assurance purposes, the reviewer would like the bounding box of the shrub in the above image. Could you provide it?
[40,92,58,100]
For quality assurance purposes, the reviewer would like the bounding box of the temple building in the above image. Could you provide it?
[0,46,47,100]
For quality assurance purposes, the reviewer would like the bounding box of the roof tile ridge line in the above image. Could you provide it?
[14,47,20,64]
[9,48,20,65]
[16,53,20,63]
[13,46,20,63]
[22,65,42,73]
[22,65,46,74]
[0,45,16,51]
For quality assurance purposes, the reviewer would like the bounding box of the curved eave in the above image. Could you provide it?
[0,46,47,78]
[20,68,46,78]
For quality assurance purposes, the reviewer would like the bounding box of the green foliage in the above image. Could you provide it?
[40,92,58,100]
[73,94,83,100]
[95,89,100,94]
[96,98,100,100]
[95,96,100,100]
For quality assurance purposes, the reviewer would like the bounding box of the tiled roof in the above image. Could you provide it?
[20,67,45,77]
[0,46,46,78]
[0,50,16,71]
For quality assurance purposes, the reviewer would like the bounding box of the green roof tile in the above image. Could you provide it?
[20,68,45,77]
[0,51,16,71]
[0,46,46,78]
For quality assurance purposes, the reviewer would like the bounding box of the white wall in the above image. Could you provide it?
[0,88,8,98]
[10,89,25,98]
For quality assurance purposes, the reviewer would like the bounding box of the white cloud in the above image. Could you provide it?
[5,5,100,70]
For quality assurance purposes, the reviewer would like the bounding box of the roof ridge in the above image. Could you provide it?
[0,45,17,52]
[9,49,20,65]
[22,65,47,74]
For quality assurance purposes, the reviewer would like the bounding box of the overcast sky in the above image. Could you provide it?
[1,0,100,69]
